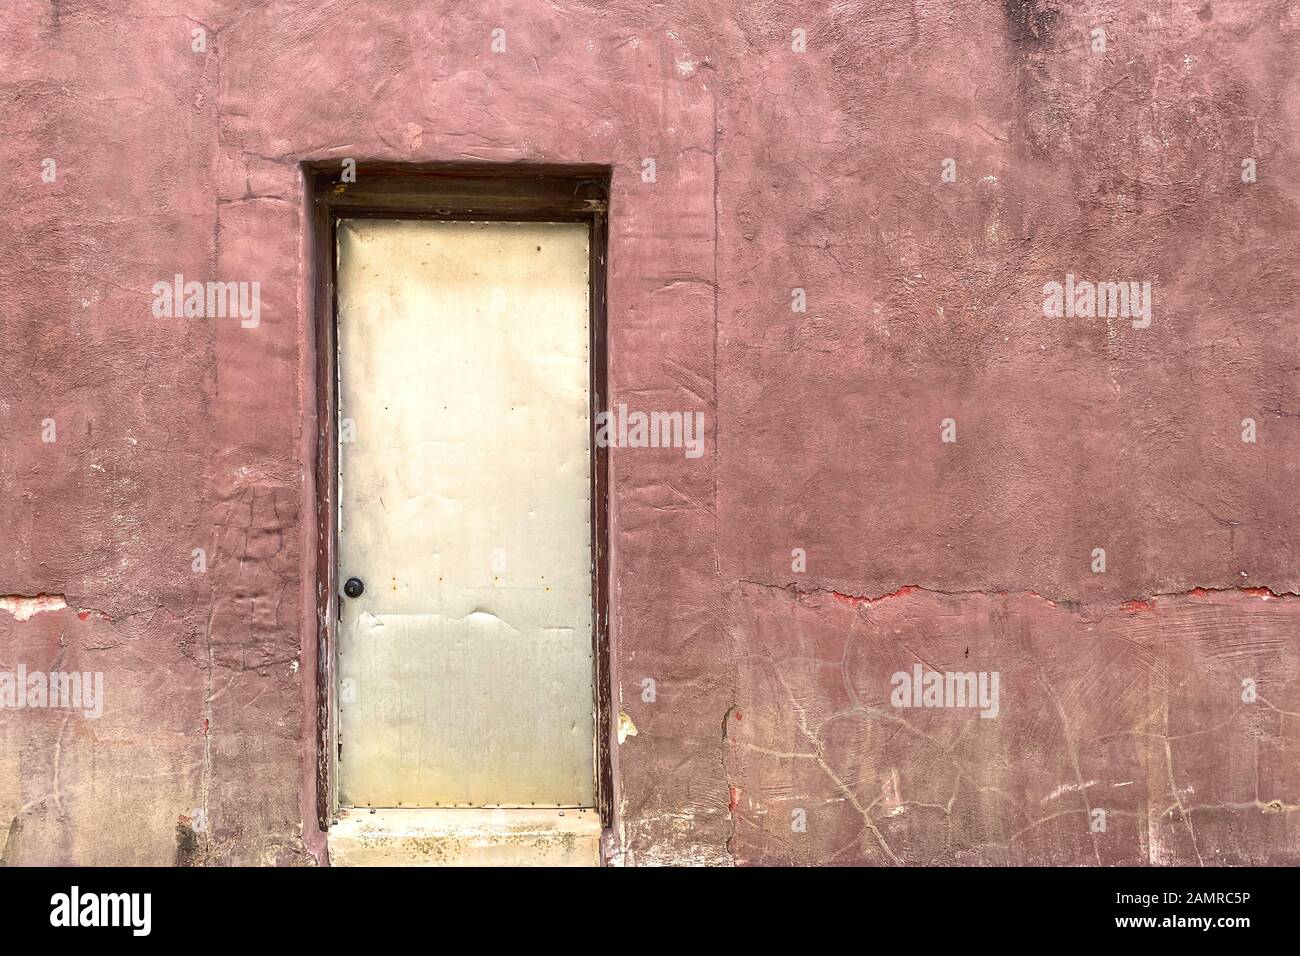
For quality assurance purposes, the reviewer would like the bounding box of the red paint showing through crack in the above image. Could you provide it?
[1115,589,1289,612]
[1184,587,1288,601]
[832,585,918,607]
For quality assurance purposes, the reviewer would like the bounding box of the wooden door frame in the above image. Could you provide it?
[306,162,614,830]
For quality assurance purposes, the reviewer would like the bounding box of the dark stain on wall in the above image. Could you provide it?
[174,821,200,867]
[1002,0,1061,46]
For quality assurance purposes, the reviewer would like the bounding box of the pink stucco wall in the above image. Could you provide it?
[1,0,1297,865]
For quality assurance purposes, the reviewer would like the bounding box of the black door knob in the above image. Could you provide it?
[343,577,365,598]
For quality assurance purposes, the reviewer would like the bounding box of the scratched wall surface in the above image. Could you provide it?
[1,0,1297,865]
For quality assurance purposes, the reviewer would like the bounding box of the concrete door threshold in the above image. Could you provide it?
[328,807,602,866]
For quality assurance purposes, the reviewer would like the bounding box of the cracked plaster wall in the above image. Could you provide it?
[1,0,1298,865]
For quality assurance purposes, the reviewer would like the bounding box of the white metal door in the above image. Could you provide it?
[335,218,595,808]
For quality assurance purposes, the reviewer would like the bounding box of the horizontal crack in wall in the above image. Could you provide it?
[738,579,1299,613]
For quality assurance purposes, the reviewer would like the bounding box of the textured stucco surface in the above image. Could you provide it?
[1,0,1298,865]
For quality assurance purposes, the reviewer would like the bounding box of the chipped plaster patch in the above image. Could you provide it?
[617,711,638,744]
[0,594,68,621]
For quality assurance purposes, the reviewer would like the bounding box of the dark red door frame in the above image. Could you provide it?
[306,162,614,830]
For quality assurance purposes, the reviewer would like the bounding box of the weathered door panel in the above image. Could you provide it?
[336,218,594,808]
